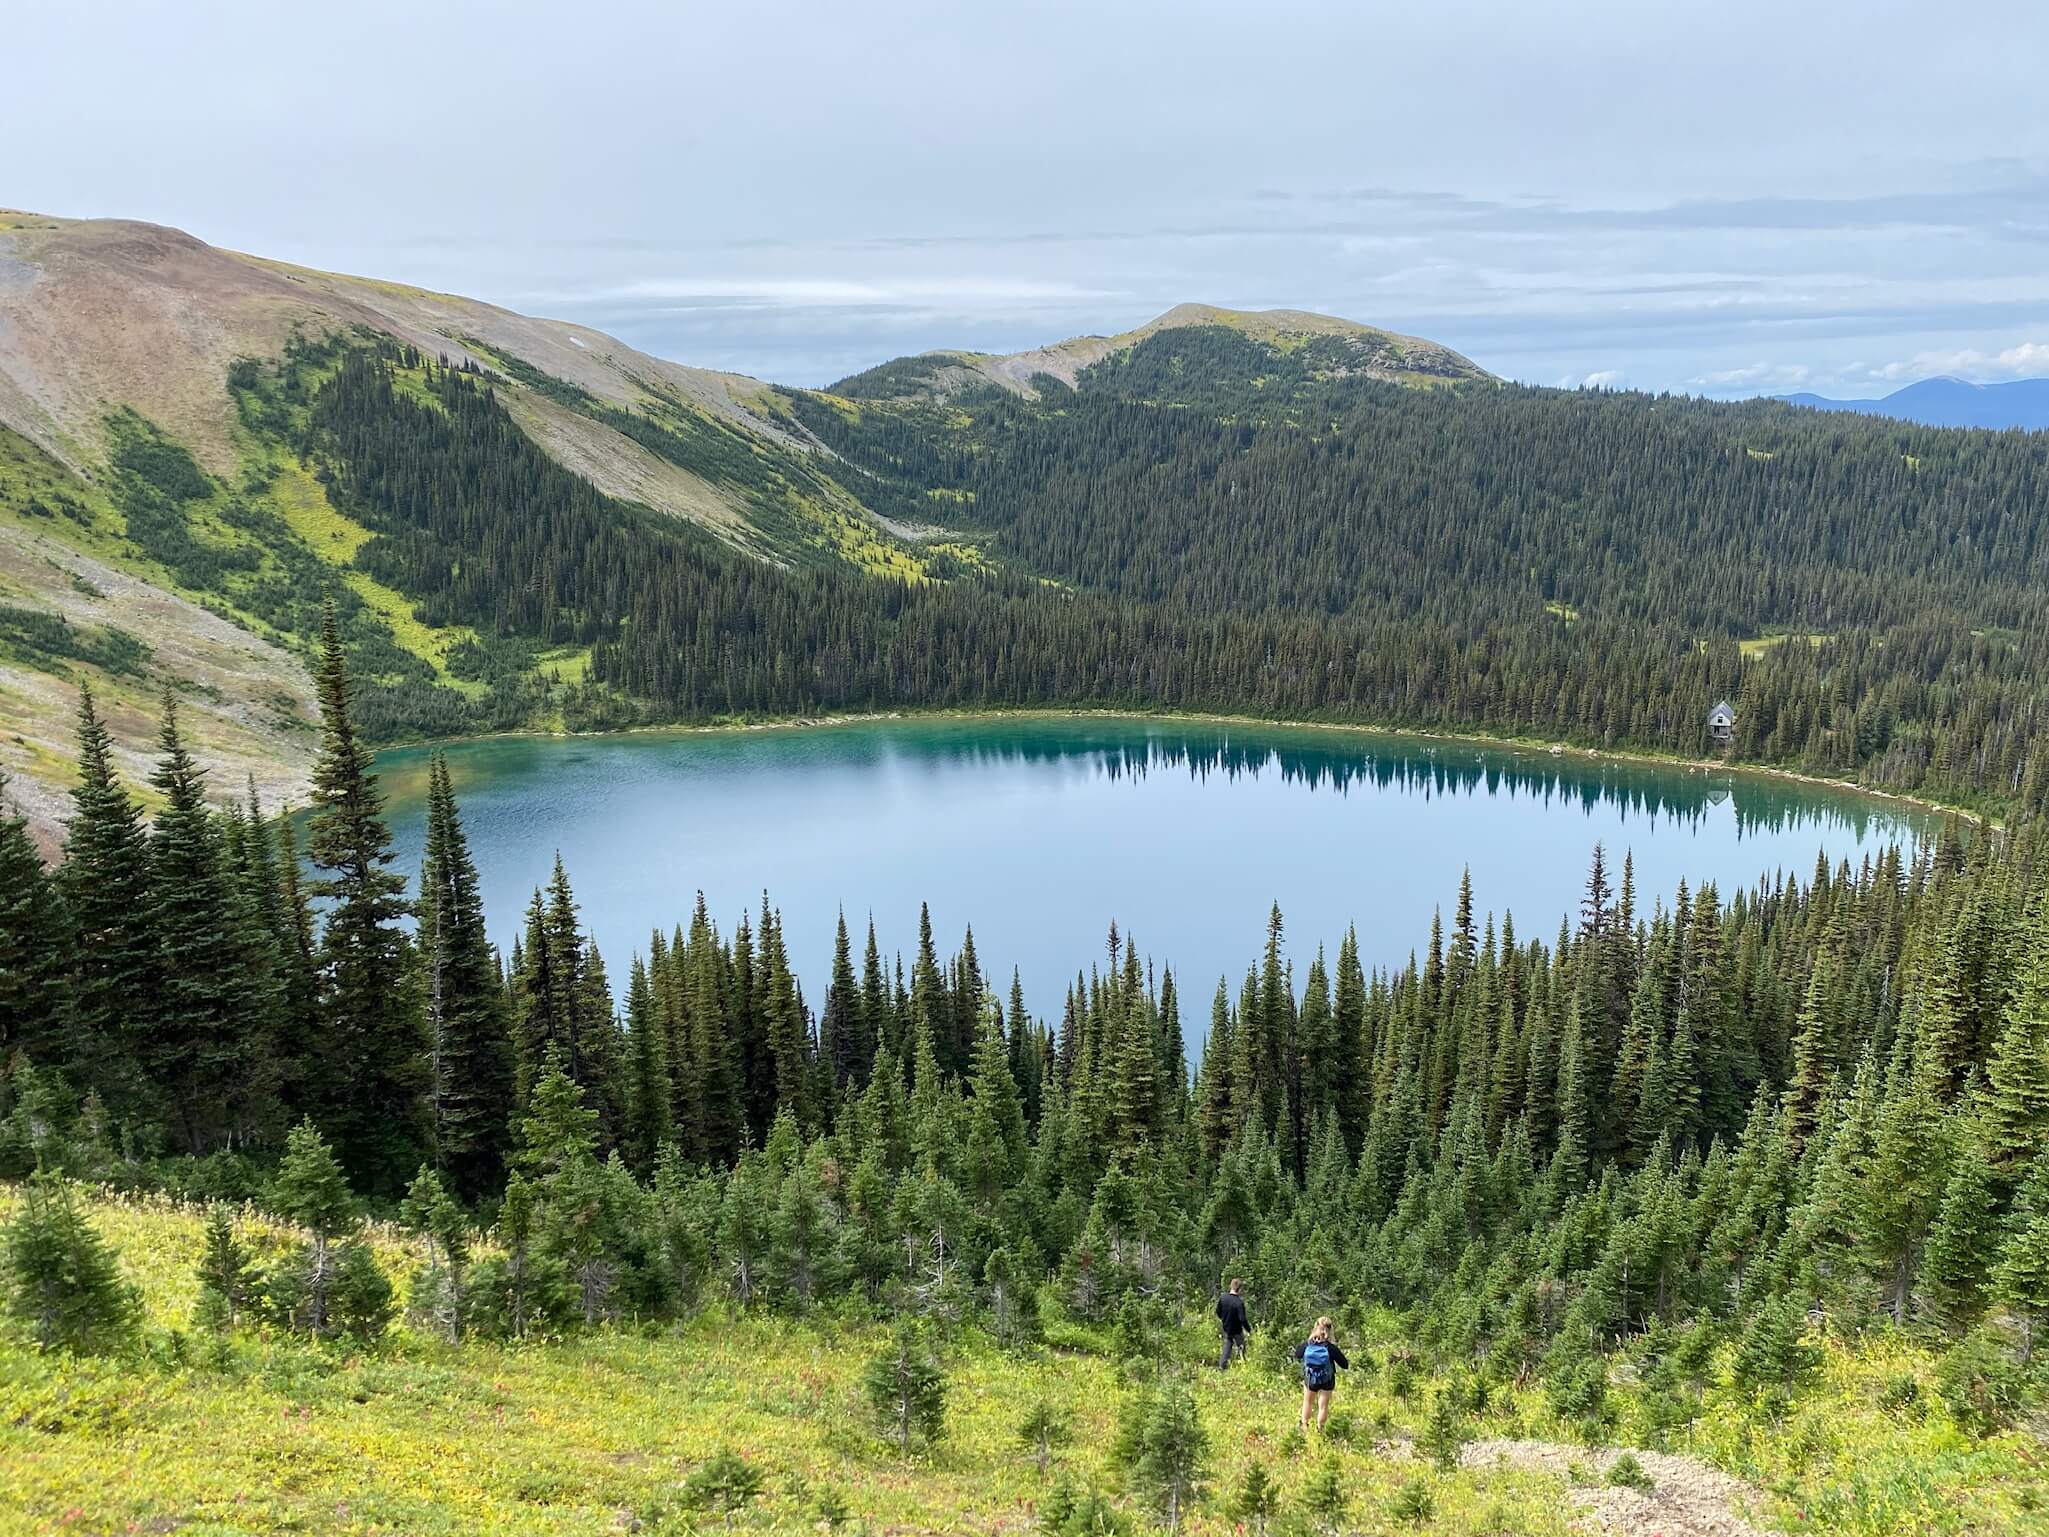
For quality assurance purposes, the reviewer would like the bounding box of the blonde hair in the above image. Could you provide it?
[1311,1315,1333,1342]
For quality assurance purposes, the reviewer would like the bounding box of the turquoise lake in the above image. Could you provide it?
[375,717,1937,1020]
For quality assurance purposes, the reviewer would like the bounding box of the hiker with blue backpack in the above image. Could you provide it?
[1292,1315,1350,1431]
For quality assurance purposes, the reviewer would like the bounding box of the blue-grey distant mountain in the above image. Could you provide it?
[1779,376,2049,431]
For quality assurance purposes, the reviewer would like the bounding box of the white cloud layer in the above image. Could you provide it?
[1877,340,2049,382]
[11,1,2049,390]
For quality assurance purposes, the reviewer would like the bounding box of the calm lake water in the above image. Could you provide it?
[375,717,1936,1021]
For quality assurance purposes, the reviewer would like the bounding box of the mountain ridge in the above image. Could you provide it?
[1778,374,2049,431]
[0,209,802,487]
[828,301,1490,400]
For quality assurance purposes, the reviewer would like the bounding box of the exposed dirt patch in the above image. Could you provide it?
[1458,1439,1772,1537]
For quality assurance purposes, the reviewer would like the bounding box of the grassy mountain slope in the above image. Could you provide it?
[2,1189,2035,1536]
[0,210,794,480]
[0,213,979,840]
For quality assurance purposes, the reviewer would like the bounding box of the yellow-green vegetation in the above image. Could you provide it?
[786,482,939,581]
[0,426,126,560]
[225,345,481,690]
[258,455,483,693]
[1544,601,1580,623]
[1,1191,2041,1536]
[535,646,593,686]
[1738,631,1833,659]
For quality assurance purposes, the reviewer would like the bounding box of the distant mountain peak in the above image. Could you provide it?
[1779,375,2049,431]
[831,303,1490,400]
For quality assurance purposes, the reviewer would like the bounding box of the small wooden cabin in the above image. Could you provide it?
[1708,700,1736,746]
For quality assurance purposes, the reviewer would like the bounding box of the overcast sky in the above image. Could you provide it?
[11,1,2049,395]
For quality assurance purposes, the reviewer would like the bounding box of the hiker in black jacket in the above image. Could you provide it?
[1214,1278,1252,1370]
[1291,1315,1350,1430]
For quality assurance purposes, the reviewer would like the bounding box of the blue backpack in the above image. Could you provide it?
[1302,1340,1334,1389]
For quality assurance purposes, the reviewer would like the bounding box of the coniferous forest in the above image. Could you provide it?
[5,601,2049,1451]
[191,333,2049,817]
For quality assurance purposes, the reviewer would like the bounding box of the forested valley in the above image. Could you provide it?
[245,329,2049,817]
[5,610,2049,1463]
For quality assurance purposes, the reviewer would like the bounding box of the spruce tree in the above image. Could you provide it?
[303,608,426,1195]
[865,1321,948,1453]
[1983,900,2049,1175]
[861,916,893,1064]
[144,699,263,1153]
[194,1204,254,1333]
[964,1004,1028,1205]
[1859,1049,1946,1321]
[267,1118,376,1339]
[55,687,154,1100]
[399,1164,471,1341]
[1129,1382,1208,1535]
[820,910,862,1090]
[271,808,321,1078]
[1923,1144,2003,1330]
[418,753,514,1199]
[0,768,71,1068]
[759,906,810,1127]
[1017,1398,1072,1477]
[0,1172,138,1354]
[1991,1149,2049,1362]
[624,955,673,1171]
[686,892,741,1162]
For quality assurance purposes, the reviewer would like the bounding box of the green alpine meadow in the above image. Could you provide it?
[8,7,2049,1530]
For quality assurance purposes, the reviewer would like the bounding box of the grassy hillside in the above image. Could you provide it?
[0,1190,2039,1537]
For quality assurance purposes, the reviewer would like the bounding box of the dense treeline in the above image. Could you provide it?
[4,643,2049,1433]
[811,327,2049,636]
[270,343,2048,813]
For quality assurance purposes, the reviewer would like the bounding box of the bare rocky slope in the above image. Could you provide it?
[0,209,797,503]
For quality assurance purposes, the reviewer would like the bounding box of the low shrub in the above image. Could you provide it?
[1934,1327,2027,1438]
[680,1448,765,1514]
[1607,1452,1654,1491]
[1390,1476,1435,1526]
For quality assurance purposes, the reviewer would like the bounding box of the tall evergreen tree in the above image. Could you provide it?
[303,606,427,1194]
[1983,898,2049,1175]
[54,687,153,1100]
[143,700,270,1153]
[418,753,514,1199]
[820,909,863,1091]
[623,954,673,1171]
[0,769,71,1069]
